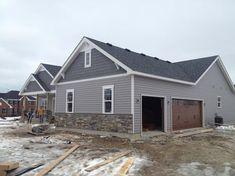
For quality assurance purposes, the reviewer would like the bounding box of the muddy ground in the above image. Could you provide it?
[1,121,235,176]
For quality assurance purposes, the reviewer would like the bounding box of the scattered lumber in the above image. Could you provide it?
[36,145,79,176]
[117,158,134,176]
[85,150,132,172]
[0,162,19,171]
[10,163,44,176]
[174,128,213,138]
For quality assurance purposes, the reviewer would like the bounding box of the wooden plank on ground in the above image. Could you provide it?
[11,163,44,176]
[36,145,79,176]
[85,150,132,172]
[174,128,213,138]
[0,162,19,171]
[117,158,134,176]
[0,171,6,176]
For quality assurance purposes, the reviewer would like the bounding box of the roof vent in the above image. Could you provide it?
[166,61,171,63]
[154,57,159,60]
[106,43,113,47]
[140,53,146,56]
[125,48,131,52]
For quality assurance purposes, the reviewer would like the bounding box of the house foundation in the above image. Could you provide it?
[55,113,133,133]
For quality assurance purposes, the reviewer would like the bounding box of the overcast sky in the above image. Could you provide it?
[0,0,235,92]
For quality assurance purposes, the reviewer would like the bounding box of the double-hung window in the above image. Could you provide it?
[84,50,91,68]
[217,96,222,108]
[102,85,114,114]
[66,89,74,113]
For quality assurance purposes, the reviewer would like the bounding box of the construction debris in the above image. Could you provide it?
[9,163,44,176]
[117,158,134,176]
[173,128,213,138]
[85,150,132,172]
[36,145,79,176]
[0,162,19,171]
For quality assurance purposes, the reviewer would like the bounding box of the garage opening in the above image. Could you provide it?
[172,99,202,131]
[142,96,164,132]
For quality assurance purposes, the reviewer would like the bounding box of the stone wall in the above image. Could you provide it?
[55,113,133,133]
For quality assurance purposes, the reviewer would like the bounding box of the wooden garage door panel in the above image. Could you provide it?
[172,99,202,131]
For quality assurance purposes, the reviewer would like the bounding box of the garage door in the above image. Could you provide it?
[172,99,202,131]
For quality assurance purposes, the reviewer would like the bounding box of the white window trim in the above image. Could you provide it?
[217,96,222,108]
[84,50,91,68]
[102,85,114,114]
[66,89,74,113]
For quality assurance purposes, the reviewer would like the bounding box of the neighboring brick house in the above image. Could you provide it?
[0,90,36,117]
[0,98,12,117]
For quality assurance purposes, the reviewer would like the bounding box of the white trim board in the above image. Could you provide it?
[19,74,46,95]
[55,73,130,85]
[131,75,135,133]
[34,63,54,79]
[0,98,13,108]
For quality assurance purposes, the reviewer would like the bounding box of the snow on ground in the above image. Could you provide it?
[0,124,148,176]
[216,125,235,131]
[177,162,235,176]
[0,116,20,127]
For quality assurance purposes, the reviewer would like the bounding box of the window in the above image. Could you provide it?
[84,50,91,68]
[102,85,114,114]
[217,96,222,108]
[66,89,74,113]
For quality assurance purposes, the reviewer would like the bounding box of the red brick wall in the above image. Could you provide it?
[0,99,12,117]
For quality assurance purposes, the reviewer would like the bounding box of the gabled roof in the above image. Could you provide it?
[41,63,61,77]
[20,63,61,95]
[33,74,50,91]
[87,37,217,83]
[51,37,234,92]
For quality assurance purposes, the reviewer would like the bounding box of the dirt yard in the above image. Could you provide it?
[1,119,235,176]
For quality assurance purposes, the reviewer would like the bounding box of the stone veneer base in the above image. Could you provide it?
[55,113,133,133]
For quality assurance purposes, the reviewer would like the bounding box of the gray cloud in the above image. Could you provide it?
[0,0,235,92]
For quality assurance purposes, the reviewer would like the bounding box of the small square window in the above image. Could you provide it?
[84,50,91,68]
[217,96,222,108]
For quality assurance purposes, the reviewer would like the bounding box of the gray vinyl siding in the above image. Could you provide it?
[134,61,235,133]
[58,48,126,83]
[56,75,131,114]
[37,71,55,90]
[24,81,43,92]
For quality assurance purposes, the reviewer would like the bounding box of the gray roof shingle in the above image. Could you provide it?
[86,37,218,82]
[42,63,61,77]
[33,74,50,91]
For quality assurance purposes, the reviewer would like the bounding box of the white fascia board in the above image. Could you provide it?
[31,75,46,92]
[56,73,130,86]
[19,74,35,95]
[0,98,13,108]
[51,37,133,85]
[35,63,54,79]
[20,91,48,96]
[131,71,195,85]
[194,56,219,85]
[217,57,235,92]
[86,38,133,73]
[51,37,88,85]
